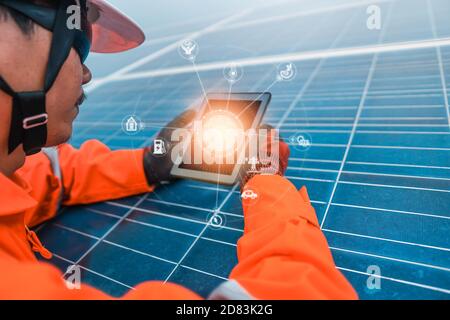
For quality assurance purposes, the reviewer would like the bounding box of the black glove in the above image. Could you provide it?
[143,109,197,185]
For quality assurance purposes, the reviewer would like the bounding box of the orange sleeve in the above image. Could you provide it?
[0,259,201,300]
[58,140,154,205]
[229,175,358,300]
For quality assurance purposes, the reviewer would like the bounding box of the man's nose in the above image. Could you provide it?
[82,65,92,85]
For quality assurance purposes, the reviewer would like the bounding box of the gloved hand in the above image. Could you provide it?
[143,109,197,185]
[239,124,290,188]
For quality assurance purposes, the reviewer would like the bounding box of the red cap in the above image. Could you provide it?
[87,0,146,53]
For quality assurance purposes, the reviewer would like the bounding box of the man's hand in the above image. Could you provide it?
[143,109,197,186]
[239,124,290,188]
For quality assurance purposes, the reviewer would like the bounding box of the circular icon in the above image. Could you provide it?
[277,62,297,81]
[178,39,199,61]
[240,185,260,207]
[121,115,143,135]
[206,212,226,230]
[223,63,243,83]
[288,132,312,151]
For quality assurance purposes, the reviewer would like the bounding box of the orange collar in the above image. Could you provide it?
[0,171,37,216]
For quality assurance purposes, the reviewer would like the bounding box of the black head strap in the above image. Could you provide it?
[0,0,82,155]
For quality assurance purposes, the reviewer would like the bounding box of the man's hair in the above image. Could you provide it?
[0,1,57,35]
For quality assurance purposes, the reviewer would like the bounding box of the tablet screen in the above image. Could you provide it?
[179,99,262,175]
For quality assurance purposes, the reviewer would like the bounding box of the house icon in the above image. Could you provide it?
[125,116,138,132]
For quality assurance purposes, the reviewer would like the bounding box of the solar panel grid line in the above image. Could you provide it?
[337,180,450,193]
[283,116,446,120]
[165,184,330,205]
[328,63,448,73]
[288,167,450,182]
[139,198,216,213]
[95,200,450,249]
[61,195,149,278]
[368,89,450,95]
[53,223,100,240]
[162,183,241,283]
[105,194,446,231]
[323,228,450,252]
[322,72,444,80]
[285,105,442,110]
[101,240,179,265]
[179,264,229,280]
[94,76,190,146]
[174,266,231,282]
[115,37,450,82]
[336,267,450,295]
[345,160,450,169]
[94,94,163,145]
[52,253,135,290]
[306,92,448,98]
[356,130,450,134]
[286,176,335,183]
[294,178,449,193]
[49,206,450,287]
[331,202,450,220]
[282,124,450,128]
[74,76,165,139]
[219,0,394,33]
[330,247,450,272]
[68,221,450,282]
[52,222,195,267]
[130,67,263,151]
[86,9,254,93]
[56,227,450,296]
[291,158,342,163]
[289,142,348,147]
[141,9,231,36]
[351,145,450,150]
[319,2,395,229]
[118,205,244,234]
[54,201,450,260]
[426,0,450,126]
[157,8,344,284]
[301,93,444,100]
[126,48,292,220]
[143,34,185,46]
[34,0,450,299]
[158,43,309,285]
[97,238,231,283]
[286,131,450,135]
[47,207,450,294]
[285,130,449,134]
[52,244,228,293]
[84,101,444,111]
[81,204,446,258]
[153,11,340,281]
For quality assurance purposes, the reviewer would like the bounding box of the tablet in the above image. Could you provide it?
[170,92,271,185]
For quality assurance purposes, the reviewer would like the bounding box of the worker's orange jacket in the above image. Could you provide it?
[0,140,357,300]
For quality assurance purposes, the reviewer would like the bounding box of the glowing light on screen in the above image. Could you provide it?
[199,110,243,155]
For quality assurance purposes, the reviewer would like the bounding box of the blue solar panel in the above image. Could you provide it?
[36,0,450,299]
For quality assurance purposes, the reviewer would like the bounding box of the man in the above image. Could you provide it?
[0,0,357,299]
